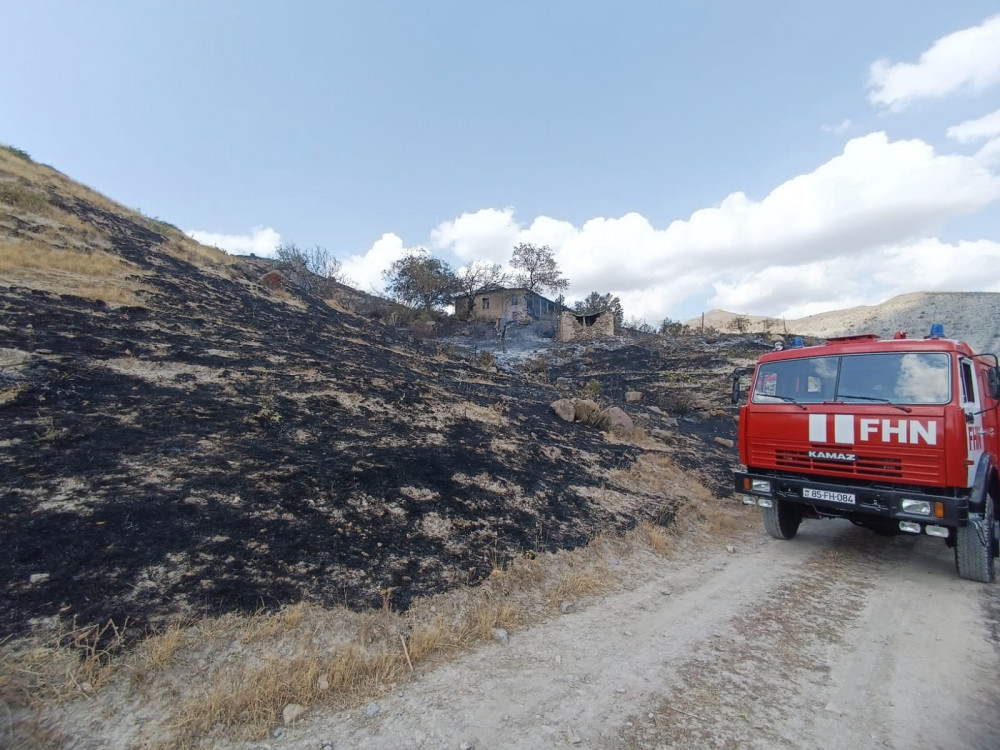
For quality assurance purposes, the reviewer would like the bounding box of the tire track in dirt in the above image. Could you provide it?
[619,528,1000,750]
[272,522,861,749]
[617,529,883,749]
[220,521,1000,750]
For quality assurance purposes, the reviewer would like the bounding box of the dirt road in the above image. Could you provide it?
[273,517,1000,750]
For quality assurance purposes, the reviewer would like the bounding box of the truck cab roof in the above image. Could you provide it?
[759,335,977,364]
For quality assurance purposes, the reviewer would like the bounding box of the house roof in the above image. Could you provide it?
[453,287,557,304]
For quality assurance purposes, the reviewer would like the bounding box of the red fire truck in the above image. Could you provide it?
[733,325,1000,582]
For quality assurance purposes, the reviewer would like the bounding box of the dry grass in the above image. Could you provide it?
[0,145,137,220]
[325,296,350,313]
[164,237,238,271]
[636,520,674,556]
[0,240,129,277]
[0,619,129,708]
[1,144,234,284]
[0,454,734,746]
[134,623,185,678]
[0,205,111,255]
[0,384,26,406]
[548,563,613,604]
[0,240,148,306]
[607,452,688,503]
[0,181,48,213]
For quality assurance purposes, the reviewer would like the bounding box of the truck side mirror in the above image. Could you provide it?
[988,366,1000,401]
[731,367,752,404]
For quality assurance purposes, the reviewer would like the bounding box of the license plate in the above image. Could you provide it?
[803,488,855,504]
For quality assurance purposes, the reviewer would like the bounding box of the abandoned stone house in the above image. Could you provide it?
[453,287,558,324]
[557,310,616,342]
[454,287,618,342]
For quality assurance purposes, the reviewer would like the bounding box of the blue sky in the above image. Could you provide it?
[3,1,1000,322]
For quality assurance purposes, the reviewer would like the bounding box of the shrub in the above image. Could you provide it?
[146,216,180,235]
[660,390,694,415]
[1,144,32,161]
[581,379,602,399]
[574,399,611,429]
[476,350,498,370]
[523,356,549,375]
[0,182,48,213]
[658,318,691,336]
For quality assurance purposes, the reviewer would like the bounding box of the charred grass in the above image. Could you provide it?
[0,458,718,747]
[0,148,749,747]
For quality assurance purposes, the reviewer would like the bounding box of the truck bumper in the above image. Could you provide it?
[733,470,969,529]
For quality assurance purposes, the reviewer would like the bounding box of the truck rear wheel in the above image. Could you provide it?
[762,499,802,540]
[955,492,996,583]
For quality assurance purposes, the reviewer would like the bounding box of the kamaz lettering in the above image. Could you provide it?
[808,414,937,445]
[807,450,856,462]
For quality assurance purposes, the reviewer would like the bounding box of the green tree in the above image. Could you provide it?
[573,291,624,328]
[658,317,689,336]
[382,249,458,311]
[510,243,569,295]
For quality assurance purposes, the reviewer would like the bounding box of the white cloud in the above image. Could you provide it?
[660,133,999,271]
[427,132,1000,322]
[874,238,1000,293]
[429,208,520,262]
[977,137,1000,168]
[185,226,282,256]
[947,108,1000,143]
[341,233,415,294]
[710,238,1000,319]
[868,15,1000,111]
[821,118,853,134]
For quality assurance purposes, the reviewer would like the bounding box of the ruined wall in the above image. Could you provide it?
[557,310,616,342]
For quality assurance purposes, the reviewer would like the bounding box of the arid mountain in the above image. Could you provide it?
[686,291,1000,353]
[0,145,743,646]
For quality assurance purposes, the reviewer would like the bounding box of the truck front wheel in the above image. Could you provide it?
[762,499,802,540]
[955,492,996,583]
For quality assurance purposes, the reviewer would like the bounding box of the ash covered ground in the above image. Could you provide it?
[1,194,759,643]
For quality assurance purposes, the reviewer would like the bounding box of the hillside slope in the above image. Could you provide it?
[687,291,1000,352]
[0,146,739,642]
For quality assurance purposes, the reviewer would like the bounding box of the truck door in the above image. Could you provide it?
[960,357,984,486]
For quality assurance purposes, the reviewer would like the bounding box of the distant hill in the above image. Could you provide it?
[685,292,1000,353]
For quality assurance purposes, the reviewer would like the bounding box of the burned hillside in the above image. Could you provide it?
[0,150,743,644]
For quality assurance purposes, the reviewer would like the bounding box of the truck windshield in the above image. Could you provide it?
[751,352,951,405]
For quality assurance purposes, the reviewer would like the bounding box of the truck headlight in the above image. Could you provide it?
[901,499,931,516]
[751,479,771,494]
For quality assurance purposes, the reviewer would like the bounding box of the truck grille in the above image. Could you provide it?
[749,442,943,484]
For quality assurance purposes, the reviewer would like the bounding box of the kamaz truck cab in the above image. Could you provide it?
[733,325,1000,582]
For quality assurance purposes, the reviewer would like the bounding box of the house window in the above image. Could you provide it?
[510,295,520,306]
[481,297,490,310]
